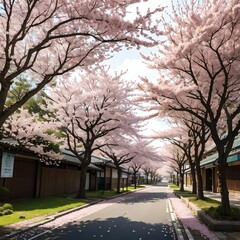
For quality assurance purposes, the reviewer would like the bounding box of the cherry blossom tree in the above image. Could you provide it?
[183,117,211,199]
[149,167,158,183]
[141,160,159,184]
[100,141,136,194]
[134,96,207,196]
[172,145,188,192]
[128,159,144,189]
[162,142,188,191]
[100,135,160,192]
[141,164,151,184]
[0,0,162,128]
[3,109,62,161]
[141,0,240,215]
[160,116,210,199]
[39,67,143,198]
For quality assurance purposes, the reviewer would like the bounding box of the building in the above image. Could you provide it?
[185,135,240,197]
[0,140,131,200]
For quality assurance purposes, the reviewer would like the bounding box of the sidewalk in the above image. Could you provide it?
[175,186,240,240]
[168,190,219,240]
[203,191,240,209]
[184,185,240,207]
[198,190,240,240]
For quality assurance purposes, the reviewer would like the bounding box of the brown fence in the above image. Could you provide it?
[0,157,37,199]
[0,153,81,200]
[226,165,240,197]
[39,166,80,197]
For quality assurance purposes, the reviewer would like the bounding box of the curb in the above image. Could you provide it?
[198,210,240,232]
[168,192,189,240]
[180,196,240,232]
[0,199,103,240]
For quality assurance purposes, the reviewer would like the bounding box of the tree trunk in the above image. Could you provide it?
[133,172,137,189]
[176,172,179,186]
[78,165,87,198]
[179,171,184,192]
[117,168,122,193]
[195,161,204,200]
[146,173,149,184]
[190,162,197,194]
[218,161,231,215]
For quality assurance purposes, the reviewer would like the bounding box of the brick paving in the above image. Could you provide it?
[168,191,218,240]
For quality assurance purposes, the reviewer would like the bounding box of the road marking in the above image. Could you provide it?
[27,230,50,240]
[27,225,61,240]
[168,197,184,240]
[183,226,194,240]
[166,199,169,213]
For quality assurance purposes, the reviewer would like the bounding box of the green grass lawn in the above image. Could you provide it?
[174,190,196,198]
[190,198,220,209]
[0,186,145,227]
[169,183,220,209]
[168,183,179,190]
[86,190,120,199]
[128,185,146,190]
[168,183,240,220]
[206,206,240,221]
[0,196,89,226]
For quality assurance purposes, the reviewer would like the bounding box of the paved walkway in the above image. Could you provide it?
[182,186,240,240]
[168,190,218,240]
[184,186,240,209]
[202,190,240,240]
[203,191,240,209]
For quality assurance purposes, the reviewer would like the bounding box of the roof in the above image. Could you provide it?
[227,153,240,163]
[200,152,240,167]
[232,136,240,150]
[87,163,104,172]
[0,138,19,146]
[91,155,111,164]
[0,138,39,157]
[0,141,104,171]
[200,135,240,166]
[201,134,240,163]
[200,153,218,167]
[62,151,80,165]
[106,161,117,168]
[0,139,129,172]
[61,149,105,171]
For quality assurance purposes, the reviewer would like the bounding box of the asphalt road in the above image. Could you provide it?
[12,183,176,240]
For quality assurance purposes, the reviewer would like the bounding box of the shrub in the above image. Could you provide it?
[0,206,3,212]
[0,187,9,202]
[2,203,13,211]
[2,209,13,215]
[0,212,3,216]
[207,206,240,221]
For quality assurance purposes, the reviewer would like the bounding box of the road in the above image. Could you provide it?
[11,183,176,240]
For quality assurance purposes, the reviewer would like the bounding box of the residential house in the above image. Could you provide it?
[184,135,240,197]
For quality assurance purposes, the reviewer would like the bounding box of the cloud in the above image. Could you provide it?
[112,57,158,83]
[125,0,166,22]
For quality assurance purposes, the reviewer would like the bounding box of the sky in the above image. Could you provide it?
[109,0,182,79]
[109,0,178,70]
[107,1,173,146]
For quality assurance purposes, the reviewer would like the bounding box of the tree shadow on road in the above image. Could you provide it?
[119,191,167,205]
[40,216,176,240]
